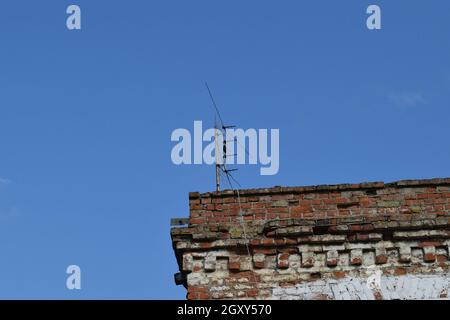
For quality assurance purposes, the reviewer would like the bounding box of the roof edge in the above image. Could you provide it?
[189,177,450,199]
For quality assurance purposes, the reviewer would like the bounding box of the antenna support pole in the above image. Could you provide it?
[215,164,220,192]
[215,127,220,192]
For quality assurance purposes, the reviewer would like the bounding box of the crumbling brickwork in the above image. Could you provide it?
[171,178,450,300]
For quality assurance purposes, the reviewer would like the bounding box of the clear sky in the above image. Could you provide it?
[0,0,449,299]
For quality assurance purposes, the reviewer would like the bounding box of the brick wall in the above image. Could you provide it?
[171,178,450,300]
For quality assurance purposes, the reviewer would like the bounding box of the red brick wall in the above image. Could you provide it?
[172,178,450,300]
[188,179,450,226]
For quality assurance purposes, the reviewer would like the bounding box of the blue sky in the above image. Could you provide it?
[0,0,449,299]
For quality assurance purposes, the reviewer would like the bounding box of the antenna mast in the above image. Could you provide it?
[206,82,233,193]
[214,120,221,192]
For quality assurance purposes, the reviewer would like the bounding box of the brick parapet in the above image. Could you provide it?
[171,178,450,300]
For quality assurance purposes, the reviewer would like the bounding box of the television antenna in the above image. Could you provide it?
[205,82,239,192]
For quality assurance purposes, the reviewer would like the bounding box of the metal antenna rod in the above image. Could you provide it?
[214,120,221,192]
[205,82,225,129]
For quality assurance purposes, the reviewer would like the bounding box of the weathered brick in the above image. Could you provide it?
[423,246,436,262]
[173,178,450,300]
[350,249,363,265]
[326,250,339,267]
[301,252,315,268]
